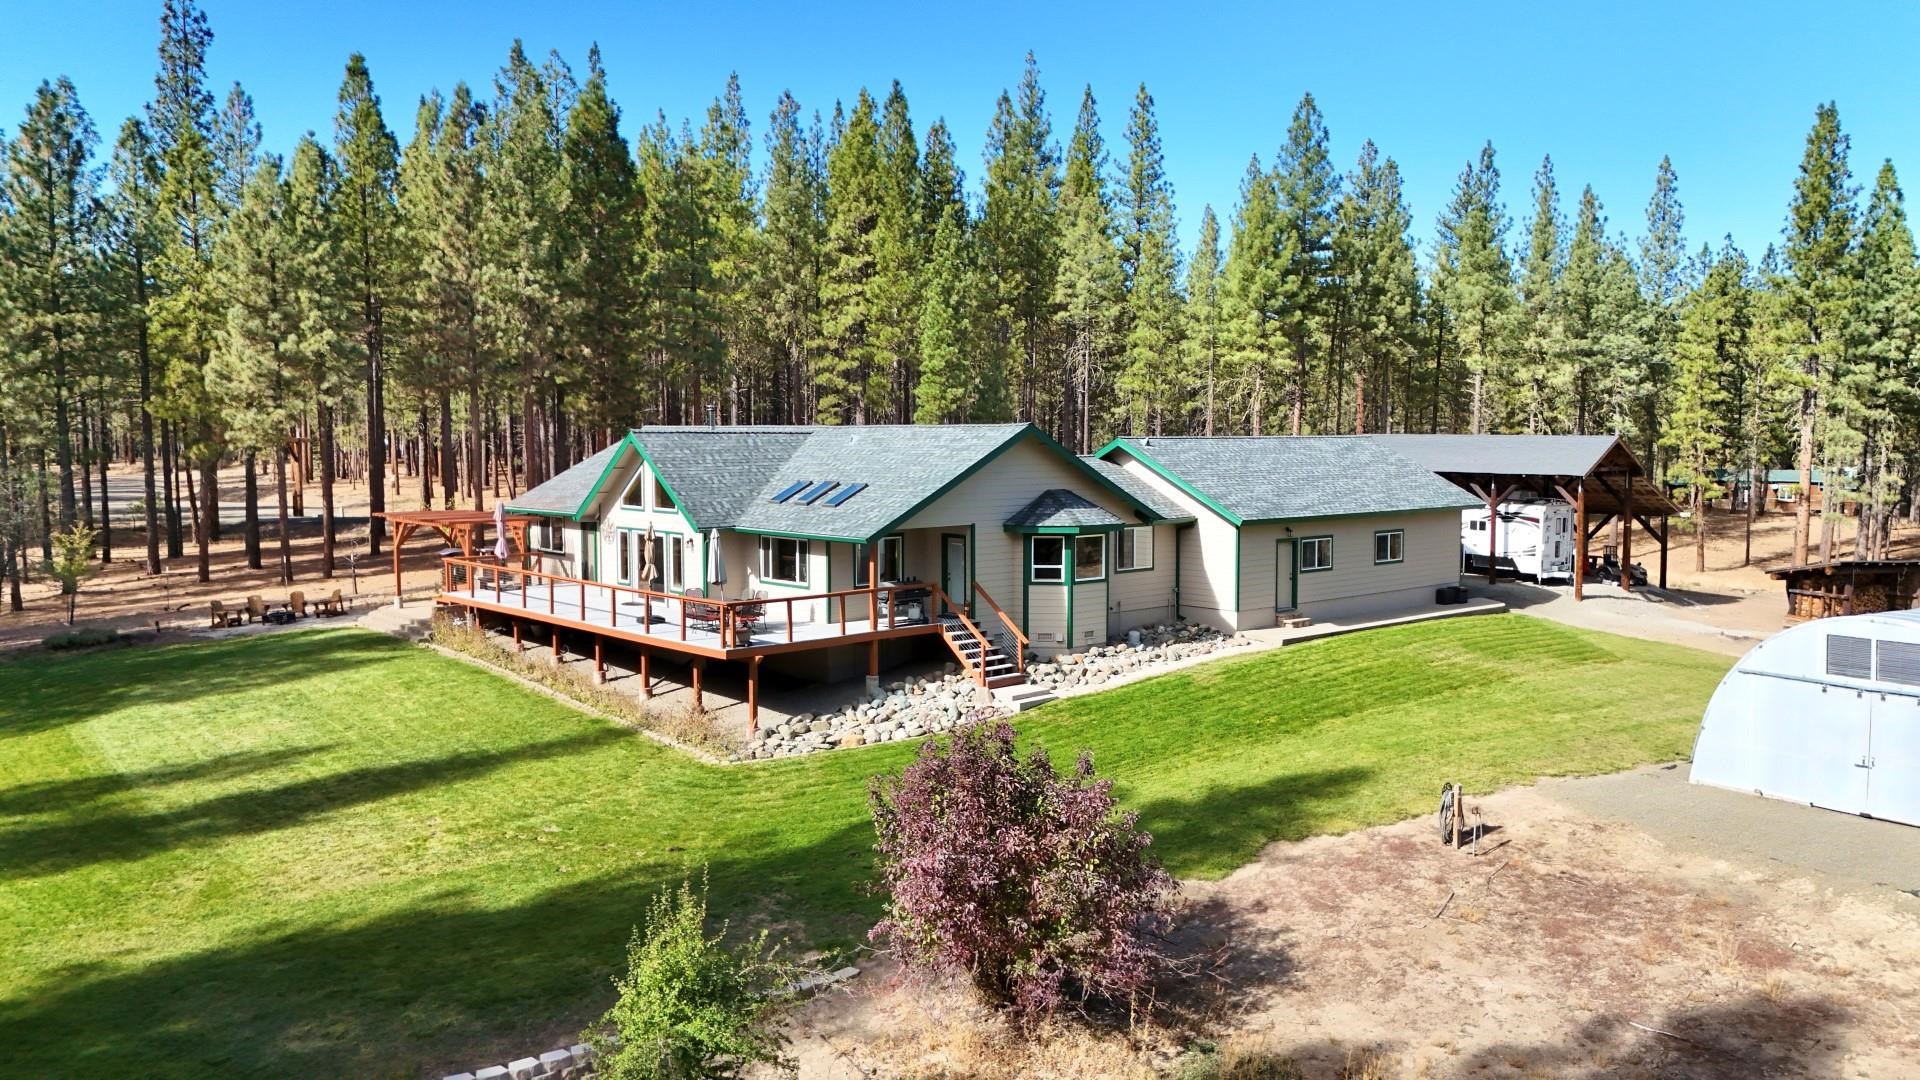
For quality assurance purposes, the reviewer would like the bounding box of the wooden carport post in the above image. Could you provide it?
[1658,513,1669,590]
[1621,474,1634,594]
[1573,480,1586,601]
[390,520,417,606]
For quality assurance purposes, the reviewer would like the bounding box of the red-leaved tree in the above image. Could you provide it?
[867,720,1179,1019]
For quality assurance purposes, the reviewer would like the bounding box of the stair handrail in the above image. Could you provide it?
[930,584,994,687]
[971,581,1028,673]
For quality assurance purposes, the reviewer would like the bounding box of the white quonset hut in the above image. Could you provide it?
[1691,611,1920,826]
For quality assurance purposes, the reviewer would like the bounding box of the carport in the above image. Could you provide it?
[1371,434,1679,599]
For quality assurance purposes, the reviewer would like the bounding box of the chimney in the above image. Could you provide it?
[705,404,718,429]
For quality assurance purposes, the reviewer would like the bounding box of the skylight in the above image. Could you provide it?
[770,480,809,504]
[800,481,841,505]
[822,482,868,507]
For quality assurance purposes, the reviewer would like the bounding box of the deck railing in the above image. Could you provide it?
[440,556,934,649]
[971,581,1029,675]
[929,583,996,686]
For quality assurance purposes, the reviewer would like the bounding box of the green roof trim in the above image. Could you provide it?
[1095,437,1245,526]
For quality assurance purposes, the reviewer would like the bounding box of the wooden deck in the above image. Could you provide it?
[435,558,943,660]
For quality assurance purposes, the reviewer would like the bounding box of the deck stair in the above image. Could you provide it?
[994,683,1057,712]
[940,615,1027,689]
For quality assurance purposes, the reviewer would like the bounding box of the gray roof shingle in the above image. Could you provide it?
[1107,435,1478,523]
[508,441,624,516]
[1078,456,1196,522]
[1005,489,1127,530]
[1365,433,1623,478]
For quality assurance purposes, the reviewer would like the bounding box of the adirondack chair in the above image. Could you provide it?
[288,591,308,619]
[318,589,347,616]
[245,595,269,624]
[210,600,240,628]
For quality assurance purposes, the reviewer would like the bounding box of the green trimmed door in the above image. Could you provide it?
[941,534,969,614]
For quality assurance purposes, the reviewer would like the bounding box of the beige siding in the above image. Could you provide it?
[1070,579,1107,650]
[1237,509,1462,624]
[897,434,1147,637]
[1105,450,1239,630]
[1105,524,1179,633]
[1026,584,1069,652]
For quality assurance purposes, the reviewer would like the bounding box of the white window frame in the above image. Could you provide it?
[1074,534,1107,582]
[1300,535,1333,572]
[652,474,678,513]
[757,536,810,586]
[854,535,905,586]
[617,531,633,583]
[1374,529,1404,565]
[1116,525,1153,572]
[1030,536,1066,583]
[621,473,647,508]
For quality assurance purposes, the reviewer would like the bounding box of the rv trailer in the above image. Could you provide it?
[1461,498,1577,583]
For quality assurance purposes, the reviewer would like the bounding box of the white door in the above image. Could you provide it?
[1792,682,1873,815]
[942,535,968,614]
[1866,696,1920,826]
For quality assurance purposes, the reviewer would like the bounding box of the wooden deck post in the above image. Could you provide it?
[1658,512,1669,590]
[512,619,522,653]
[868,548,879,627]
[1621,474,1635,594]
[691,659,704,712]
[593,638,605,685]
[551,630,562,666]
[867,639,880,696]
[1573,479,1587,602]
[748,655,762,733]
[640,649,653,698]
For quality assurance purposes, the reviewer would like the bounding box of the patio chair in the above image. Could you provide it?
[319,588,347,616]
[288,591,307,619]
[682,587,722,633]
[210,600,240,628]
[732,590,767,639]
[245,595,268,624]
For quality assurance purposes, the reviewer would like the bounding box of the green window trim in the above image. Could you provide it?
[1028,535,1067,584]
[1114,525,1154,573]
[1373,528,1405,565]
[1072,533,1107,583]
[1299,534,1334,573]
[854,533,906,587]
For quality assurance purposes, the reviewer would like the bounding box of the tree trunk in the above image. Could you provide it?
[195,441,216,584]
[97,394,113,563]
[243,452,262,570]
[137,249,160,573]
[275,443,292,585]
[78,394,95,529]
[1792,377,1816,564]
[161,418,183,558]
[53,347,77,528]
[366,305,386,557]
[320,402,337,578]
[467,374,485,511]
[1694,487,1707,573]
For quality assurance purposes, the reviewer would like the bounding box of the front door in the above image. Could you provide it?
[581,524,598,581]
[1276,538,1297,612]
[942,534,969,614]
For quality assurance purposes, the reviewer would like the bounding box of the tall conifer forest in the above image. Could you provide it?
[2,1,1918,598]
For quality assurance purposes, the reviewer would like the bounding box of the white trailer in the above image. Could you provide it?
[1691,612,1920,827]
[1460,498,1577,583]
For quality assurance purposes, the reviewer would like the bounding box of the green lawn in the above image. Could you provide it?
[0,615,1729,1077]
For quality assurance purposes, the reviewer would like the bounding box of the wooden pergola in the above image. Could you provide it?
[1371,434,1682,599]
[375,509,535,602]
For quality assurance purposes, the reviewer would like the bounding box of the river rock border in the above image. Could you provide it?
[444,1042,593,1080]
[735,622,1245,760]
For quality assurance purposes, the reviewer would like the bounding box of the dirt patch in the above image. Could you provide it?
[779,783,1920,1078]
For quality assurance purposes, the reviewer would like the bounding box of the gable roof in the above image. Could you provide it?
[511,423,1174,542]
[1005,489,1128,532]
[1078,456,1196,523]
[509,441,626,517]
[1100,435,1479,525]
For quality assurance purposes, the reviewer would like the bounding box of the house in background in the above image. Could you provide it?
[1095,436,1480,630]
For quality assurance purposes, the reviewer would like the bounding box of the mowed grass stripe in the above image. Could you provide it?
[0,615,1729,1077]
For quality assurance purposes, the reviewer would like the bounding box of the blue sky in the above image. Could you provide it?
[7,1,1917,263]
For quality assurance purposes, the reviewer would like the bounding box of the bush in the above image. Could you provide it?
[43,626,121,651]
[868,719,1178,1020]
[585,874,791,1079]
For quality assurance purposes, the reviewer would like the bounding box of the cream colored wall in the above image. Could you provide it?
[1105,524,1179,633]
[1106,451,1238,629]
[896,435,1149,638]
[1237,509,1462,624]
[1071,578,1107,650]
[1026,584,1069,651]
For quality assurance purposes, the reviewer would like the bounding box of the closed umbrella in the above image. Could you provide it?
[706,529,728,595]
[492,504,510,562]
[639,523,657,587]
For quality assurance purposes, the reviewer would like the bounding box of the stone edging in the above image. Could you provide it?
[443,1042,594,1080]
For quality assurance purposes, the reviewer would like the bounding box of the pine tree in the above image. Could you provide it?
[977,53,1058,425]
[1051,86,1122,451]
[333,52,400,550]
[1639,156,1687,473]
[913,118,980,424]
[284,135,357,570]
[1272,93,1337,433]
[871,81,922,421]
[1222,158,1285,434]
[1515,156,1562,432]
[1432,142,1516,433]
[1331,141,1419,433]
[697,73,755,422]
[412,84,491,511]
[1782,103,1856,564]
[210,82,260,215]
[1663,239,1748,571]
[1844,161,1918,557]
[103,117,167,572]
[1185,205,1225,434]
[558,45,643,432]
[758,91,825,423]
[1117,83,1183,438]
[817,90,886,423]
[0,78,100,532]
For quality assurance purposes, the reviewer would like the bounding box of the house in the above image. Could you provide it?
[1094,436,1480,630]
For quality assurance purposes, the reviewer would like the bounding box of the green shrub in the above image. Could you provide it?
[42,626,121,651]
[585,873,792,1079]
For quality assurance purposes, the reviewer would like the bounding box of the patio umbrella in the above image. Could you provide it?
[706,529,728,595]
[639,522,657,586]
[492,503,509,561]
